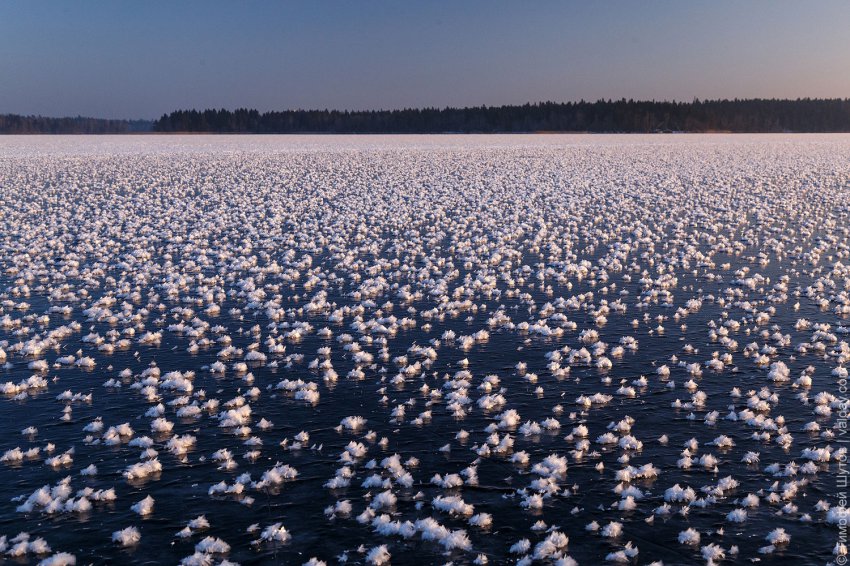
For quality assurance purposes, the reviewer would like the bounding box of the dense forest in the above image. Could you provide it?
[0,115,152,134]
[4,99,850,134]
[154,99,850,133]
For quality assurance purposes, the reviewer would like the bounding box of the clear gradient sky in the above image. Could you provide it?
[1,1,849,119]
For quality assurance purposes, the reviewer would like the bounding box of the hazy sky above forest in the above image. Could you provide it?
[2,0,849,118]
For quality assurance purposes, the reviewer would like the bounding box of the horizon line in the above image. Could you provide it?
[4,96,850,122]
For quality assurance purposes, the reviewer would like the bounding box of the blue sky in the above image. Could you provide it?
[1,1,848,118]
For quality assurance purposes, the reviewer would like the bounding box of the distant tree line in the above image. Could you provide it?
[153,99,850,133]
[0,115,152,134]
[5,99,850,134]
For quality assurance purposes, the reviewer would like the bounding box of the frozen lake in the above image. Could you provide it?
[0,134,847,565]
